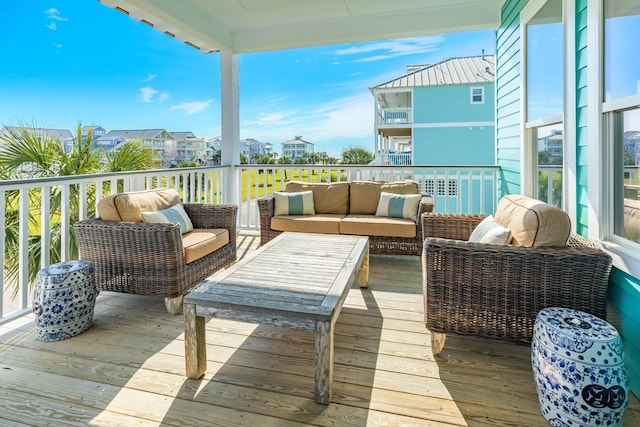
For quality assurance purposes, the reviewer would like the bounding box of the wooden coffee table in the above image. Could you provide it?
[183,232,369,404]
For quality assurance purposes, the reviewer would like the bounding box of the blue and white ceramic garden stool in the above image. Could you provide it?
[33,260,96,342]
[531,307,629,427]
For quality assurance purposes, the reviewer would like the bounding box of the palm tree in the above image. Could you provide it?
[0,123,154,297]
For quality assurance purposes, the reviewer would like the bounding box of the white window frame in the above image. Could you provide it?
[588,0,640,278]
[470,87,484,104]
[519,0,576,224]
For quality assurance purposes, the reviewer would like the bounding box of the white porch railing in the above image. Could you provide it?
[0,164,500,323]
[378,152,412,165]
[0,166,230,323]
[377,108,412,125]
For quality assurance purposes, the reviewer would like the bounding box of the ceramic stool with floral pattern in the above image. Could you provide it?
[33,260,96,342]
[531,307,629,427]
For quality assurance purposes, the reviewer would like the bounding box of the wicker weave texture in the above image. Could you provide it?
[73,204,237,298]
[257,193,433,256]
[422,213,613,344]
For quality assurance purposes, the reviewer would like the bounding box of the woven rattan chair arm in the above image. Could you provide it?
[73,219,186,268]
[183,203,237,230]
[422,213,487,240]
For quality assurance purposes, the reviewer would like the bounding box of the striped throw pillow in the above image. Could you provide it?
[375,192,421,220]
[468,215,512,244]
[141,203,194,234]
[274,191,315,216]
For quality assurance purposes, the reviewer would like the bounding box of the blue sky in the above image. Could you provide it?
[1,2,496,158]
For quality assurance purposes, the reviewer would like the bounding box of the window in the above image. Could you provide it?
[470,87,484,104]
[604,1,640,245]
[524,0,564,207]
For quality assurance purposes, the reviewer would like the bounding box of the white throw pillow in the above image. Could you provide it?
[274,191,315,216]
[141,203,194,234]
[468,215,512,244]
[375,192,422,220]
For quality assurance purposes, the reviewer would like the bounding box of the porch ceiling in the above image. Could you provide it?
[98,0,505,53]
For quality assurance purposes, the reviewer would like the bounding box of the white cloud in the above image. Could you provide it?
[140,86,159,103]
[334,35,445,63]
[45,22,57,30]
[170,100,213,115]
[45,8,68,21]
[52,43,62,49]
[143,74,156,83]
[158,92,170,102]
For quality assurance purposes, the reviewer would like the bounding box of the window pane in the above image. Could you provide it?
[536,123,563,208]
[526,0,563,122]
[616,108,640,243]
[604,2,640,102]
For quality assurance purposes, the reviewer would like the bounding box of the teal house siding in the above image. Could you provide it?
[498,0,640,398]
[575,0,589,236]
[414,127,494,165]
[496,0,526,197]
[413,84,495,123]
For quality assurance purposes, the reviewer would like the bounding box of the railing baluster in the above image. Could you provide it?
[41,187,51,268]
[18,188,29,310]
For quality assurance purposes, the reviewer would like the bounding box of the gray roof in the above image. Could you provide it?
[1,126,74,141]
[372,55,496,90]
[104,129,172,140]
[170,131,199,140]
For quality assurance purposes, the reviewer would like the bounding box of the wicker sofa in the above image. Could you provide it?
[257,180,434,256]
[73,188,237,314]
[422,194,613,354]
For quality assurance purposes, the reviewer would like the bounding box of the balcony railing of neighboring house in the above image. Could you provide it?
[377,108,412,125]
[237,164,501,229]
[0,166,230,324]
[378,152,412,166]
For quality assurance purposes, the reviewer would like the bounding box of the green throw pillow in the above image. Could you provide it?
[274,191,315,216]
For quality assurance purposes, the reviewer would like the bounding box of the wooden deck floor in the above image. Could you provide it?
[0,231,638,426]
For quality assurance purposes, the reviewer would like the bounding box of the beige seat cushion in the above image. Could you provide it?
[349,180,420,215]
[493,194,571,247]
[285,181,349,214]
[182,229,229,264]
[624,198,640,241]
[340,215,416,238]
[98,188,180,222]
[270,214,344,234]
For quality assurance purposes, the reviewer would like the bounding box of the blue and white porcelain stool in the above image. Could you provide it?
[33,260,96,342]
[531,307,629,427]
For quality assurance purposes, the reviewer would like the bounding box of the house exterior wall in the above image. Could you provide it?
[496,0,526,197]
[499,0,640,396]
[412,84,495,165]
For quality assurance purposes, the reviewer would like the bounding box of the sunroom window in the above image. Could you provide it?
[604,1,640,244]
[524,0,564,207]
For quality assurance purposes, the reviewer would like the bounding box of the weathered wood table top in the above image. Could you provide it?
[183,232,369,404]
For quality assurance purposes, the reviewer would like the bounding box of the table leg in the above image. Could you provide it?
[315,320,333,404]
[358,247,369,288]
[184,302,207,379]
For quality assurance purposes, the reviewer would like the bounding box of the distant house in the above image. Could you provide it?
[370,54,496,167]
[81,126,107,140]
[624,131,640,165]
[538,130,564,159]
[1,126,75,153]
[169,131,206,164]
[243,138,273,161]
[281,136,314,160]
[98,129,174,165]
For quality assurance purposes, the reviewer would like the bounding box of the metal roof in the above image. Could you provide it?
[372,54,496,90]
[97,0,504,54]
[104,129,172,140]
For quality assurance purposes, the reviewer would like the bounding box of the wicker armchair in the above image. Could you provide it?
[422,213,613,354]
[73,203,237,314]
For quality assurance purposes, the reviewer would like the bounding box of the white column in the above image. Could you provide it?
[220,50,240,207]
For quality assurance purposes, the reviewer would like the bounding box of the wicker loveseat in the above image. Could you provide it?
[257,180,434,256]
[422,194,613,354]
[73,188,237,314]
